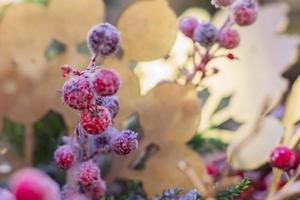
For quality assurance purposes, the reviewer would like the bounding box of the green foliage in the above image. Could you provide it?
[213,95,232,115]
[216,178,250,200]
[25,0,49,6]
[32,110,67,166]
[45,39,66,61]
[2,118,25,157]
[198,88,210,107]
[187,134,227,155]
[213,118,242,131]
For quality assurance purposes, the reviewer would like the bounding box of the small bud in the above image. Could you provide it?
[218,29,240,49]
[232,0,258,26]
[179,16,199,38]
[193,22,218,47]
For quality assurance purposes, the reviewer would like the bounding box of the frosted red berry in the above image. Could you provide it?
[80,106,111,135]
[87,23,120,56]
[92,68,120,97]
[211,0,234,7]
[112,130,138,155]
[179,16,199,38]
[232,0,258,26]
[76,161,101,189]
[96,96,119,118]
[54,144,76,169]
[270,146,295,170]
[62,76,94,110]
[193,22,218,47]
[218,29,240,49]
[88,180,106,199]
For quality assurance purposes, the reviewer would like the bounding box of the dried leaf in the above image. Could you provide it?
[117,0,178,61]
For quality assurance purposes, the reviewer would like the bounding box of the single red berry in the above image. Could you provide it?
[92,68,120,97]
[88,180,106,199]
[270,146,295,170]
[96,96,119,119]
[54,145,76,169]
[206,163,219,177]
[179,16,199,38]
[227,53,235,60]
[193,22,218,47]
[211,0,234,7]
[76,161,101,189]
[232,0,258,26]
[218,29,240,49]
[87,23,120,56]
[80,106,111,135]
[61,76,94,110]
[111,130,138,155]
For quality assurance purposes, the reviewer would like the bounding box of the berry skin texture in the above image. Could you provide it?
[76,161,101,189]
[211,0,234,8]
[193,22,218,47]
[0,188,15,200]
[96,95,119,118]
[62,76,94,110]
[112,130,138,155]
[54,144,76,169]
[179,17,199,38]
[232,0,258,26]
[270,146,295,170]
[80,106,111,135]
[92,68,121,97]
[87,23,120,56]
[218,29,240,49]
[88,180,106,200]
[9,168,60,200]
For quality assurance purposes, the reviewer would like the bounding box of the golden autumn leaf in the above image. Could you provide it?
[117,0,178,61]
[0,0,104,127]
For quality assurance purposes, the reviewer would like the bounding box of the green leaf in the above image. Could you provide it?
[76,41,90,55]
[213,118,242,131]
[213,95,232,115]
[187,134,227,155]
[32,110,67,166]
[216,177,250,200]
[45,39,66,61]
[2,118,25,158]
[198,88,210,107]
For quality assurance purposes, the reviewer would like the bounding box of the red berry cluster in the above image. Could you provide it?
[53,23,138,199]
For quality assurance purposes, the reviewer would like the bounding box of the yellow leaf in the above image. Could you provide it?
[117,0,177,61]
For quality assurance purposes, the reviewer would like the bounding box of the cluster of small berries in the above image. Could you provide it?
[179,0,258,79]
[53,23,138,200]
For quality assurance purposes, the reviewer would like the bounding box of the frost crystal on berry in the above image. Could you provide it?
[193,22,218,47]
[218,28,240,49]
[76,161,101,189]
[112,130,138,155]
[62,76,94,110]
[232,0,258,26]
[92,68,121,97]
[270,146,295,170]
[54,144,76,169]
[96,95,119,118]
[87,23,120,56]
[80,106,111,135]
[179,16,198,38]
[211,0,234,8]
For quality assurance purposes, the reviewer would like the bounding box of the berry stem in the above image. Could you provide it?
[87,54,98,70]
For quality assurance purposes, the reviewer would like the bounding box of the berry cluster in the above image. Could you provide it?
[179,0,258,82]
[53,23,138,199]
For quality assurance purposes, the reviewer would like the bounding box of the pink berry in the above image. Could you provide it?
[193,22,218,47]
[232,0,258,26]
[270,146,295,170]
[62,76,94,110]
[206,163,219,177]
[88,180,106,199]
[80,106,111,135]
[0,188,15,200]
[87,23,120,56]
[9,168,60,200]
[112,130,138,155]
[211,0,234,7]
[92,68,121,97]
[76,161,101,189]
[54,144,76,169]
[179,16,199,38]
[96,95,119,118]
[218,29,240,49]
